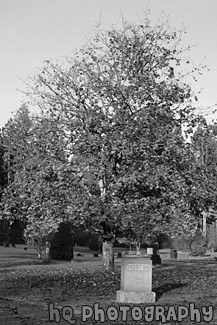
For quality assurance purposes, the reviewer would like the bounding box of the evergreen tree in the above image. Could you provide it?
[50,222,74,260]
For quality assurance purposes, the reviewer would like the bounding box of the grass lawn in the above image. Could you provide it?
[0,244,217,324]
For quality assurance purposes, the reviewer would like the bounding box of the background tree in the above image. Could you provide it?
[169,119,217,254]
[0,140,8,244]
[191,121,217,233]
[1,112,70,255]
[0,105,33,245]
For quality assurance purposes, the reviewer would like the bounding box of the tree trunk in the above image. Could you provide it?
[136,241,140,254]
[202,211,207,237]
[102,239,114,271]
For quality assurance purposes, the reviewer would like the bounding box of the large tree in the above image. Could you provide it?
[8,15,204,269]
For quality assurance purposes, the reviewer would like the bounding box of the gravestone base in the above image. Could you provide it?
[117,290,156,303]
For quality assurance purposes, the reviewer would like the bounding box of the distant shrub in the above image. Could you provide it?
[157,234,171,249]
[114,239,129,248]
[190,233,207,256]
[207,224,217,251]
[172,235,190,252]
[0,220,9,243]
[73,229,90,246]
[50,222,74,260]
[24,222,55,259]
[140,242,149,249]
[172,232,207,256]
[0,219,26,245]
[88,234,101,251]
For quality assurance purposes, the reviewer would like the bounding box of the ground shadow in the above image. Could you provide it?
[154,282,187,301]
[164,259,217,268]
[0,260,46,269]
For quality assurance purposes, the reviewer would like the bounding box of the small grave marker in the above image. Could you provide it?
[45,241,50,260]
[178,251,190,259]
[147,247,153,255]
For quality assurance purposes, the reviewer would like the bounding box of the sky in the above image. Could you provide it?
[1,0,217,127]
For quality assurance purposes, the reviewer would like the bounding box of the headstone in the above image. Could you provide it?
[177,251,190,259]
[116,253,156,303]
[147,247,153,255]
[45,241,50,260]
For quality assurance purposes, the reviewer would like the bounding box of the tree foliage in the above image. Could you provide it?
[0,14,212,267]
[26,16,203,240]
